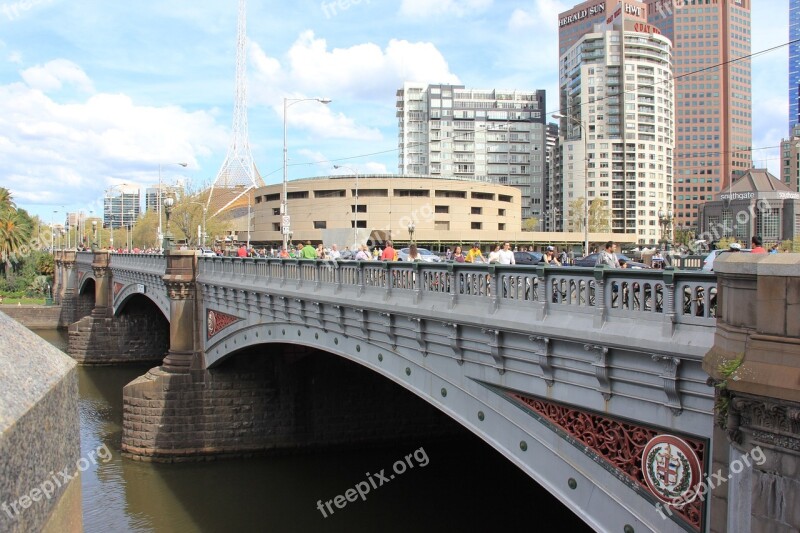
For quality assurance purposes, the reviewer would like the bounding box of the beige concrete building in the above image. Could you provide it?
[249,175,637,249]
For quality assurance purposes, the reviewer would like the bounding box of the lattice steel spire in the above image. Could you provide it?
[207,0,264,216]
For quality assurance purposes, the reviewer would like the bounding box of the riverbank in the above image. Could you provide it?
[0,304,65,329]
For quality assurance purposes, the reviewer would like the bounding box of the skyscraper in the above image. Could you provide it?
[103,185,140,230]
[791,0,800,133]
[396,83,547,220]
[559,1,753,233]
[645,0,753,231]
[557,11,674,245]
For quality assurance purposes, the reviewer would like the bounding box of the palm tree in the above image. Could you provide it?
[0,188,15,213]
[0,208,32,277]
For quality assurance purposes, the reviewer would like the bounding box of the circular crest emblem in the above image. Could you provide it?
[207,310,217,338]
[641,435,702,505]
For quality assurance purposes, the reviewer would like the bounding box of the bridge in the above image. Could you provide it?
[50,250,800,533]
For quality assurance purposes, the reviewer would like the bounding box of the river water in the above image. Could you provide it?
[36,329,589,533]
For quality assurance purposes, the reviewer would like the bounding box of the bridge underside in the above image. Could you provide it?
[125,319,705,533]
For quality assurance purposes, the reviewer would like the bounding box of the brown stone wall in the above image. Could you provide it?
[122,346,458,461]
[68,296,168,365]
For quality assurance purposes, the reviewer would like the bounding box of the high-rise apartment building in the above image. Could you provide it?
[103,185,140,229]
[645,0,753,231]
[791,0,800,133]
[557,10,674,245]
[559,1,753,233]
[396,83,547,220]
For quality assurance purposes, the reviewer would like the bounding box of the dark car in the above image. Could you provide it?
[573,253,650,269]
[513,251,544,265]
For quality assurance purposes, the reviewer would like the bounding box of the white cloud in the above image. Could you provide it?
[508,0,568,31]
[20,59,95,93]
[0,75,228,209]
[249,32,459,141]
[399,0,493,18]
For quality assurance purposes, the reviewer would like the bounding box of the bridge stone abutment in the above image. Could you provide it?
[122,251,456,460]
[122,345,457,461]
[704,254,800,533]
[68,251,168,364]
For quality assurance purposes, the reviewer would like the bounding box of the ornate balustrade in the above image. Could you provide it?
[197,258,717,331]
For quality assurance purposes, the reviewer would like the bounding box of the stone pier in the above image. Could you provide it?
[704,253,800,532]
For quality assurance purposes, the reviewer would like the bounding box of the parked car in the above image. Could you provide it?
[702,248,751,272]
[397,247,442,262]
[573,253,650,269]
[197,248,217,257]
[513,251,544,265]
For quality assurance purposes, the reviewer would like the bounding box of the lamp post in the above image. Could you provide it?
[91,220,97,251]
[162,196,175,252]
[157,162,188,247]
[553,113,589,257]
[189,201,208,248]
[408,222,415,243]
[334,165,359,249]
[658,208,673,251]
[282,97,332,251]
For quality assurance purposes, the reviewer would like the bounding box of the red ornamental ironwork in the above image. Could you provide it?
[509,392,705,531]
[206,309,240,339]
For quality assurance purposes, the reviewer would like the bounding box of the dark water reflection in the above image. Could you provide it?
[36,329,590,533]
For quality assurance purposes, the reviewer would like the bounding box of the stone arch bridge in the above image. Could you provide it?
[53,249,761,533]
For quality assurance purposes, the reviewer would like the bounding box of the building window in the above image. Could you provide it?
[264,193,281,202]
[471,192,495,201]
[314,189,346,198]
[471,222,482,230]
[498,209,506,216]
[435,205,450,214]
[272,208,280,216]
[498,195,513,203]
[272,223,280,231]
[351,220,367,229]
[434,221,450,231]
[395,189,430,197]
[471,207,482,215]
[313,221,327,229]
[498,223,506,231]
[435,190,467,198]
[351,205,367,213]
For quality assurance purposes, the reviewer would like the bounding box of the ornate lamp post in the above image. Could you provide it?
[162,196,175,252]
[658,208,673,251]
[408,222,415,243]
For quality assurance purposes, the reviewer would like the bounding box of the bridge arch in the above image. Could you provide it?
[206,322,688,533]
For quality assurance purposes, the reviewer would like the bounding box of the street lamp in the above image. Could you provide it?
[553,112,589,257]
[334,165,359,249]
[658,208,673,251]
[282,97,332,251]
[189,201,209,248]
[162,196,175,252]
[157,162,188,247]
[408,222,415,243]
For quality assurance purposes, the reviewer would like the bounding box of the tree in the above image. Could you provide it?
[521,217,539,232]
[588,199,611,232]
[0,208,33,278]
[0,187,15,213]
[568,198,585,231]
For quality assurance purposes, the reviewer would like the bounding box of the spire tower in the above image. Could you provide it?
[207,0,264,216]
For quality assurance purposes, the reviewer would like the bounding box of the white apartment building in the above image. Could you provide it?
[397,83,547,221]
[557,21,674,245]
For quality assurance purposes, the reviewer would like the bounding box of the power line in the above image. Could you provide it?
[269,39,798,175]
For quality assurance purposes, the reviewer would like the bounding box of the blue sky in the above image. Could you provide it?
[0,0,789,222]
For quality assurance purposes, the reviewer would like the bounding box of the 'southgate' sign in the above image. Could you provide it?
[559,3,605,27]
